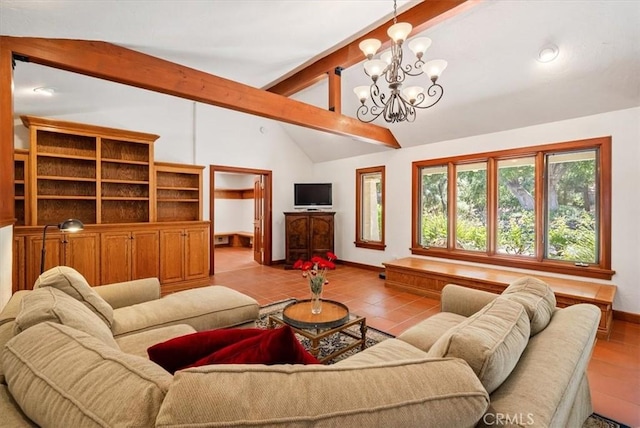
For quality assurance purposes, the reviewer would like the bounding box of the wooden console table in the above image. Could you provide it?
[383,257,616,339]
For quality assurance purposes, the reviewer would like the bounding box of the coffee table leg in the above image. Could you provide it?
[310,338,320,358]
[360,320,368,351]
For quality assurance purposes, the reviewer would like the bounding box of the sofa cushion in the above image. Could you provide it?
[148,327,268,374]
[155,358,490,427]
[3,322,172,428]
[34,266,114,327]
[13,287,118,349]
[112,285,259,337]
[501,276,556,336]
[116,324,197,359]
[427,297,530,394]
[397,311,467,352]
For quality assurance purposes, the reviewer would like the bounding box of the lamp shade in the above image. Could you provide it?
[359,38,382,59]
[353,86,370,102]
[58,219,84,232]
[408,37,432,58]
[380,51,394,65]
[387,22,412,43]
[363,59,388,79]
[402,86,424,104]
[424,59,448,80]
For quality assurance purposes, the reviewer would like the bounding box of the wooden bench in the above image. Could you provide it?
[383,257,616,339]
[213,231,253,248]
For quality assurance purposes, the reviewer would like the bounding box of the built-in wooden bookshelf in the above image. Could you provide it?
[14,116,210,291]
[14,149,29,226]
[21,115,158,225]
[155,162,204,222]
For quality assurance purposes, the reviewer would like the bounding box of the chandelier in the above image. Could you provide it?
[353,0,447,124]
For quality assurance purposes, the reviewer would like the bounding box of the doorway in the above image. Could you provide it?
[209,165,272,275]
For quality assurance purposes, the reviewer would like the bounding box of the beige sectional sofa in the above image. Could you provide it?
[0,269,600,428]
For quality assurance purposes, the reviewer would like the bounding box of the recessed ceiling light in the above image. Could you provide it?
[33,87,55,96]
[538,44,559,63]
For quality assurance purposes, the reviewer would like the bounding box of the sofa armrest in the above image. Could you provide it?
[441,284,498,317]
[93,278,161,309]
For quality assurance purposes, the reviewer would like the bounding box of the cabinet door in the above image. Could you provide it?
[64,233,100,286]
[285,215,310,263]
[160,229,185,284]
[309,214,334,258]
[12,236,26,292]
[101,232,132,284]
[184,226,209,280]
[132,230,159,280]
[26,235,64,290]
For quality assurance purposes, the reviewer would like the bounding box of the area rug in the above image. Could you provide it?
[258,300,630,427]
[583,413,631,428]
[257,298,394,364]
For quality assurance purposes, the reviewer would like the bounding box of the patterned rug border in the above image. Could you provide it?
[258,298,395,364]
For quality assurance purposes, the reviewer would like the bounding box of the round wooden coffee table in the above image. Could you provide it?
[282,299,350,329]
[269,299,367,364]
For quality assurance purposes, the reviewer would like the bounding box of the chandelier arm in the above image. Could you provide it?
[412,83,444,109]
[403,59,425,77]
[356,103,386,123]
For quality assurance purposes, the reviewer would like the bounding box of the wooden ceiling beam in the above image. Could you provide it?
[264,0,476,97]
[1,36,400,149]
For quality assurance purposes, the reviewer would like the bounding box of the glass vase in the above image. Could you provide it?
[309,279,323,314]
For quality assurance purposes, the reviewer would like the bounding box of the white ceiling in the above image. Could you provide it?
[2,0,639,163]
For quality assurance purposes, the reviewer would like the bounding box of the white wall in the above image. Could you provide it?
[312,107,640,314]
[194,104,315,260]
[0,225,12,310]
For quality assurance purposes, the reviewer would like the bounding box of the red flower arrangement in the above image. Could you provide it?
[293,252,338,294]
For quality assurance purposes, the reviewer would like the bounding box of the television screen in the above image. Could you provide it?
[294,183,332,208]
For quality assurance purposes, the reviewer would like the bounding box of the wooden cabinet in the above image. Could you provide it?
[100,230,159,284]
[25,232,100,289]
[160,225,209,284]
[284,212,335,265]
[12,236,25,292]
[21,115,158,226]
[156,162,204,222]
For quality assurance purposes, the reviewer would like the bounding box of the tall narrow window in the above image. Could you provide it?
[455,162,487,251]
[497,157,536,256]
[545,150,598,264]
[355,166,385,250]
[419,165,448,248]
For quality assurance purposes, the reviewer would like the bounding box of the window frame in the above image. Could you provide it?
[355,165,386,250]
[411,137,613,280]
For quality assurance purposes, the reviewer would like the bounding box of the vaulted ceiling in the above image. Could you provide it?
[2,0,639,162]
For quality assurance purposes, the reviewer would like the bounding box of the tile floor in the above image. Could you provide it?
[208,247,640,426]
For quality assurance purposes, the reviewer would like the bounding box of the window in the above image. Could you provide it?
[355,166,385,250]
[411,137,612,280]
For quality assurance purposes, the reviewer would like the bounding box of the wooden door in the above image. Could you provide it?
[101,232,132,284]
[253,175,263,264]
[285,214,310,264]
[184,226,209,280]
[64,233,100,286]
[131,230,159,280]
[160,228,185,283]
[309,214,334,259]
[26,234,64,289]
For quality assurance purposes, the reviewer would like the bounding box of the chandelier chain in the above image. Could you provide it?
[393,0,398,24]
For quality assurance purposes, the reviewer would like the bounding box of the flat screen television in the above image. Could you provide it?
[294,183,332,209]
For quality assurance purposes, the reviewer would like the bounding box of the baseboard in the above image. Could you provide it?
[613,310,640,325]
[340,260,384,272]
